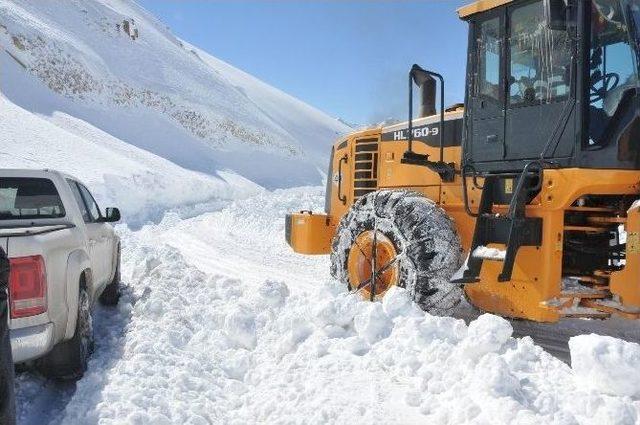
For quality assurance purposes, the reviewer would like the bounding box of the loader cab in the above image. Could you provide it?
[460,0,640,172]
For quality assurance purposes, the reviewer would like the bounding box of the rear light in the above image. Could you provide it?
[9,255,47,319]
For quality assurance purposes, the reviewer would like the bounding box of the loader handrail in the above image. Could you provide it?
[338,154,348,205]
[461,164,480,218]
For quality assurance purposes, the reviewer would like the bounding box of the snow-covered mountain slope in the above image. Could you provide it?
[0,55,264,227]
[16,187,639,425]
[0,0,350,195]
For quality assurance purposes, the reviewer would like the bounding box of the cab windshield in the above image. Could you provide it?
[588,0,640,149]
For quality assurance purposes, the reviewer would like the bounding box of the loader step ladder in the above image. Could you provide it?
[454,163,544,284]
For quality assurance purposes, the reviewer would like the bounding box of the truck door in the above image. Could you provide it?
[504,0,574,160]
[76,183,112,288]
[67,180,101,285]
[68,180,109,290]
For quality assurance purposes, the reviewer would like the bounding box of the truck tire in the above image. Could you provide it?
[37,286,94,381]
[99,247,121,306]
[330,190,464,314]
[0,248,15,425]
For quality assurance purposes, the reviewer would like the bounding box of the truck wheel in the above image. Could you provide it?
[330,190,464,314]
[99,248,121,306]
[0,248,15,425]
[37,287,94,381]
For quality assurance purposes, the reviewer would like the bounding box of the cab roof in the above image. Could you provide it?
[457,0,513,19]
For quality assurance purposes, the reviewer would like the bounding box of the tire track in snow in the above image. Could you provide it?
[15,288,134,425]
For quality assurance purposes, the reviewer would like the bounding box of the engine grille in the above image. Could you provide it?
[353,137,379,200]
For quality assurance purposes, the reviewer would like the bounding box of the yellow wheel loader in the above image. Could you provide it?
[286,0,640,323]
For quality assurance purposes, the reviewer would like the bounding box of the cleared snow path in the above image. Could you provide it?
[15,187,640,424]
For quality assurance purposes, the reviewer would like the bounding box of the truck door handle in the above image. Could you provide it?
[338,154,348,205]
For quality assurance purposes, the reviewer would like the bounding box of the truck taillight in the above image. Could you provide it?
[9,255,47,319]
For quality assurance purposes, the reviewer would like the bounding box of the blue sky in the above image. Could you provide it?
[138,1,470,125]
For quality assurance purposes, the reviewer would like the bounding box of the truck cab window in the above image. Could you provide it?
[476,16,501,101]
[67,180,91,223]
[78,184,102,222]
[0,178,65,220]
[588,0,638,148]
[509,0,572,106]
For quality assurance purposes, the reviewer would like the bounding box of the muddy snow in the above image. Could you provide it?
[14,188,640,425]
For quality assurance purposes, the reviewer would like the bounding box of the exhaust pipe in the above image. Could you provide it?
[402,64,456,182]
[419,77,436,118]
[406,64,443,161]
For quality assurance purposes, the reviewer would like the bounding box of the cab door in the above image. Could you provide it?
[504,0,575,160]
[468,10,507,164]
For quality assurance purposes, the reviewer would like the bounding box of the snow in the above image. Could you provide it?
[2,1,640,424]
[0,79,262,227]
[569,334,640,398]
[473,245,507,261]
[12,188,632,425]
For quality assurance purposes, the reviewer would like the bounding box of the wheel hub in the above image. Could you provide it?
[348,230,399,299]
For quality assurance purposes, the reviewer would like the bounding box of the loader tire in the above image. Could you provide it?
[37,287,94,381]
[330,190,464,314]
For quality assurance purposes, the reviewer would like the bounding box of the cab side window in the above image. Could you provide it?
[77,184,102,222]
[476,16,502,102]
[508,0,572,106]
[66,179,91,223]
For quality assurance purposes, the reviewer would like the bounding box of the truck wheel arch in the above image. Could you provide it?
[107,242,121,284]
[64,250,92,340]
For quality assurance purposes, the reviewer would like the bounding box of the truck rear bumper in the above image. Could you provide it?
[285,212,337,255]
[11,323,55,363]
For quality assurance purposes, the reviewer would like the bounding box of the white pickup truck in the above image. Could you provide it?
[0,169,121,380]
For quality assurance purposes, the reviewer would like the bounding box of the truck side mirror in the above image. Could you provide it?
[544,0,568,31]
[103,207,121,223]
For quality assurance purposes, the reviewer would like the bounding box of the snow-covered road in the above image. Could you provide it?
[15,188,640,424]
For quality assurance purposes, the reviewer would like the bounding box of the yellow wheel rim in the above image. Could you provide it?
[347,230,399,300]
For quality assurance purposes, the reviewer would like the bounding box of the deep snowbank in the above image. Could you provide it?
[49,188,640,425]
[0,63,262,227]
